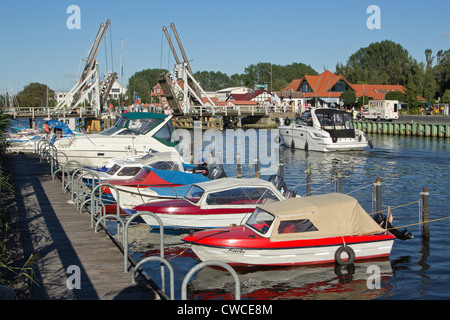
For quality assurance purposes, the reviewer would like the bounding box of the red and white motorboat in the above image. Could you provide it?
[133,178,289,231]
[182,193,397,266]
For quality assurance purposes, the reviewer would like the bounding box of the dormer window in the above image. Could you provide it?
[330,80,347,92]
[300,81,313,93]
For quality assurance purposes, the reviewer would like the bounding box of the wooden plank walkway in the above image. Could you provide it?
[3,153,165,300]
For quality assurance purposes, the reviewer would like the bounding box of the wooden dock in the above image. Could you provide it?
[3,153,165,300]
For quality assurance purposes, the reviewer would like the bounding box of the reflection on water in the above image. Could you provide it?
[133,133,450,300]
[188,259,394,300]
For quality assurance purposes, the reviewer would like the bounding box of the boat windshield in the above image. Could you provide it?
[205,187,280,206]
[147,161,179,171]
[184,185,205,204]
[295,112,312,126]
[99,116,163,136]
[134,167,151,181]
[316,110,354,130]
[245,207,275,235]
[99,125,123,136]
[107,164,121,176]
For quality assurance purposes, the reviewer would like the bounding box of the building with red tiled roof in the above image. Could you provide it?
[351,84,405,100]
[283,70,415,106]
[226,90,272,103]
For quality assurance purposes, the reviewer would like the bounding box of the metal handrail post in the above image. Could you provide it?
[132,257,174,300]
[95,214,125,244]
[124,211,164,273]
[91,182,120,229]
[62,160,82,192]
[181,260,240,300]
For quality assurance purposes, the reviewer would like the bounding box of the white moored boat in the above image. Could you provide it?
[54,112,179,167]
[183,193,396,266]
[279,108,372,152]
[132,177,291,231]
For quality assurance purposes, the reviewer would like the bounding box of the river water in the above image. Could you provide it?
[127,132,450,300]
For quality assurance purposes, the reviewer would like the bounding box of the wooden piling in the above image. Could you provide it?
[236,153,241,178]
[374,178,382,214]
[279,160,284,178]
[421,186,430,238]
[336,171,342,193]
[255,157,259,178]
[306,165,311,196]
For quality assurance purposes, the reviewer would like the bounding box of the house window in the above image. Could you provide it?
[330,80,347,92]
[300,81,313,93]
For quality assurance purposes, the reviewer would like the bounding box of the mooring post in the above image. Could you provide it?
[279,160,284,178]
[255,157,259,178]
[336,171,342,193]
[236,153,241,178]
[421,186,430,238]
[306,165,311,196]
[374,178,382,214]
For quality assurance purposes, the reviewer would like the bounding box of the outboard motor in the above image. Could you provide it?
[207,166,227,180]
[373,213,413,240]
[267,174,288,191]
[284,189,297,198]
[192,162,209,176]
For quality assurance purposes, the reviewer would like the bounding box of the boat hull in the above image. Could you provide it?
[188,239,394,266]
[279,125,368,152]
[141,212,252,230]
[56,143,175,167]
[113,186,176,210]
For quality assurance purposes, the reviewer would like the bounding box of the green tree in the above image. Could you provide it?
[385,90,405,101]
[242,62,317,91]
[16,83,56,108]
[356,95,373,107]
[441,89,450,103]
[194,70,239,91]
[340,90,356,107]
[433,49,450,97]
[336,40,421,88]
[127,68,168,103]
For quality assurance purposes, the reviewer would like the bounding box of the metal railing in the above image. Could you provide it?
[34,142,241,300]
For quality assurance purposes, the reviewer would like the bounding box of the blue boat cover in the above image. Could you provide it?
[35,120,74,136]
[146,185,192,197]
[145,167,209,185]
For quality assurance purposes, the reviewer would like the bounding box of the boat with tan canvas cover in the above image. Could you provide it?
[183,193,397,266]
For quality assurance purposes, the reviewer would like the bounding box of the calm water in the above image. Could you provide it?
[127,133,450,300]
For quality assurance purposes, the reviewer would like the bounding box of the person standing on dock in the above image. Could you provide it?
[44,122,50,135]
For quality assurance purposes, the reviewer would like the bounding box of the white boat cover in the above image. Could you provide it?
[259,193,385,242]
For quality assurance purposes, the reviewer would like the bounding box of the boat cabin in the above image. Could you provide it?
[98,112,177,147]
[245,193,386,241]
[298,108,356,139]
[183,178,285,208]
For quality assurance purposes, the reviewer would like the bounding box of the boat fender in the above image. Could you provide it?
[334,263,355,277]
[284,118,291,126]
[334,245,355,265]
[291,140,295,149]
[304,141,308,151]
[332,136,338,143]
[368,140,373,148]
[274,134,281,143]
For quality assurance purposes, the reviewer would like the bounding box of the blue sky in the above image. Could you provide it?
[1,0,450,94]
